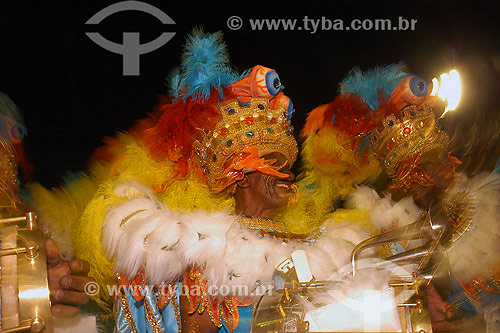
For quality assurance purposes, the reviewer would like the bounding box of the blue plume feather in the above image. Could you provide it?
[0,92,26,144]
[174,29,239,101]
[166,68,181,99]
[341,63,410,110]
[239,67,254,79]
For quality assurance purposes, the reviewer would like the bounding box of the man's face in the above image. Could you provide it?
[239,152,295,215]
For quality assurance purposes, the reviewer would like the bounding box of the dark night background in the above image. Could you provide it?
[1,0,500,187]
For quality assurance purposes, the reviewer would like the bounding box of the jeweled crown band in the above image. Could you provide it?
[193,98,298,190]
[370,105,450,176]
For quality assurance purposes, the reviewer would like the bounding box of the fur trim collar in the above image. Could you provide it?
[103,182,370,296]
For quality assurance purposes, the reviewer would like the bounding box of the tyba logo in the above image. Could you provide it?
[85,1,176,76]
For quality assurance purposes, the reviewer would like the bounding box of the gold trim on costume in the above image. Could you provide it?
[119,290,139,333]
[144,300,162,333]
[237,216,318,241]
[170,285,182,333]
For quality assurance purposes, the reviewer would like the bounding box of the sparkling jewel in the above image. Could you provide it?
[220,128,229,138]
[244,116,255,125]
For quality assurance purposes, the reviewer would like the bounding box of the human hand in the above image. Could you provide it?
[46,238,95,317]
[426,282,485,332]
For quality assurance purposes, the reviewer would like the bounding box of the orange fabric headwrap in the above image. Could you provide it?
[213,146,290,192]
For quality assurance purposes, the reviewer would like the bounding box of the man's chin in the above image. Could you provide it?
[266,205,288,220]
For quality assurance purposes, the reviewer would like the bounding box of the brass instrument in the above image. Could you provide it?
[252,276,432,333]
[252,207,452,333]
[0,212,53,332]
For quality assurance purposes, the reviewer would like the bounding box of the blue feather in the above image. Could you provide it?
[0,92,26,144]
[341,63,410,110]
[166,68,181,99]
[239,67,254,79]
[174,29,239,101]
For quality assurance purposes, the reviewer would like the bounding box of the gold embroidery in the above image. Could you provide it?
[144,300,162,333]
[237,215,317,241]
[119,290,139,333]
[170,285,182,333]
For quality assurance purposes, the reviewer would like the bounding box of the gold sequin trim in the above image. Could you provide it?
[237,216,319,241]
[170,285,182,333]
[238,216,289,234]
[119,290,139,333]
[144,300,162,333]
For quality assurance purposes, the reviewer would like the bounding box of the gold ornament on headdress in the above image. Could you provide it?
[441,188,475,244]
[193,98,298,191]
[0,137,20,213]
[370,105,450,179]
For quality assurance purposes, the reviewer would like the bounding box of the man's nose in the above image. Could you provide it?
[287,170,295,182]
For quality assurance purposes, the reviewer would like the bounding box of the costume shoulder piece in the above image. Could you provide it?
[103,181,371,293]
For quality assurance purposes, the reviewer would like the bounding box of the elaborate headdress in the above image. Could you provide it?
[143,30,297,193]
[0,92,27,212]
[370,104,454,191]
[193,98,298,191]
[300,64,460,200]
[297,67,407,203]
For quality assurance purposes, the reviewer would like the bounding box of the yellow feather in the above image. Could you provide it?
[72,142,235,313]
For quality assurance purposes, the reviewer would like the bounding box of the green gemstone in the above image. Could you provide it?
[267,128,274,134]
[212,154,217,162]
[226,140,233,147]
[246,131,254,137]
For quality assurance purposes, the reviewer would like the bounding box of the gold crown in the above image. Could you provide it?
[370,105,450,176]
[193,98,298,189]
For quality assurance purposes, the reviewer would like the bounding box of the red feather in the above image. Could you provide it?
[302,93,399,140]
[142,87,235,179]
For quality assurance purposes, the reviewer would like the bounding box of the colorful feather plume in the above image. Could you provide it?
[172,29,239,101]
[142,87,235,183]
[296,65,410,213]
[341,63,409,110]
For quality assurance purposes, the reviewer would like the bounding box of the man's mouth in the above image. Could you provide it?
[276,182,290,190]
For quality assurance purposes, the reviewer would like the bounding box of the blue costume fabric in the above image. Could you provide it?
[115,283,253,332]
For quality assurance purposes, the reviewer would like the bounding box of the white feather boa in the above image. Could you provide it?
[346,173,500,283]
[345,185,422,231]
[102,182,370,296]
[445,172,500,282]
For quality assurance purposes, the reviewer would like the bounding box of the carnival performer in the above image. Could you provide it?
[300,64,500,331]
[0,92,96,332]
[29,30,390,332]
